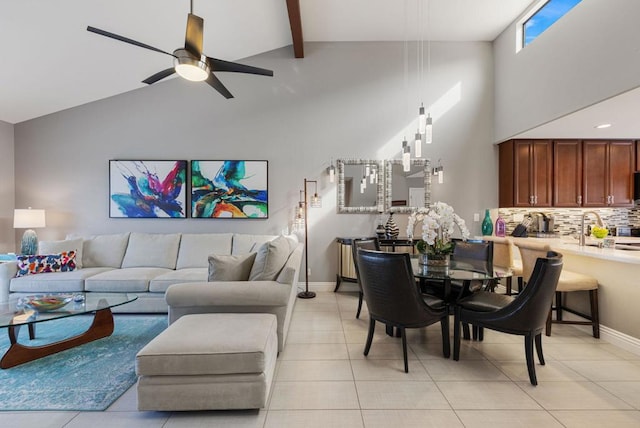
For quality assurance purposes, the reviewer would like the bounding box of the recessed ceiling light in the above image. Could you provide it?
[595,123,612,129]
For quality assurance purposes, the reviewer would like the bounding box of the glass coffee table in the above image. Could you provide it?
[0,292,137,368]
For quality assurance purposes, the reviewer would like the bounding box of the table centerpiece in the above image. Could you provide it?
[406,201,470,268]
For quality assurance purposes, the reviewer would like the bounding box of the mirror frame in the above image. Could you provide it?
[337,159,384,213]
[384,159,432,213]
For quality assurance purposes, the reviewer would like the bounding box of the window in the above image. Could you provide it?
[522,0,583,47]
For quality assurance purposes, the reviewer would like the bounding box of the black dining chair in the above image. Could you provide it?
[356,249,450,373]
[453,250,563,386]
[451,239,494,293]
[350,238,380,319]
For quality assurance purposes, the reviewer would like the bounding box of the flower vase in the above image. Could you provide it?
[424,254,450,273]
[481,209,493,236]
[385,213,399,239]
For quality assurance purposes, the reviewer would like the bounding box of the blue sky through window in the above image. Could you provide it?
[524,0,582,47]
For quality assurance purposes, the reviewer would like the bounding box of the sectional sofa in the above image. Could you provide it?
[0,232,303,349]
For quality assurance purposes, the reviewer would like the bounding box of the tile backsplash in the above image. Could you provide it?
[498,207,640,236]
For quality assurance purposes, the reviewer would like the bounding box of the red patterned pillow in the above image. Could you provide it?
[15,251,77,277]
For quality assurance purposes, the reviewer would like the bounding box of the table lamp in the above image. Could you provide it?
[13,208,46,255]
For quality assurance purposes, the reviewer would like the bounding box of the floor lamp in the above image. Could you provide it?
[298,178,321,299]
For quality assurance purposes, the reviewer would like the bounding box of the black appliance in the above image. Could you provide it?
[611,226,640,237]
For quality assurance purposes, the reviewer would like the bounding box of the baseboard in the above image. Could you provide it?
[296,281,358,293]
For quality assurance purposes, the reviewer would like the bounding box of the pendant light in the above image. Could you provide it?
[402,139,410,172]
[418,0,433,144]
[414,130,422,158]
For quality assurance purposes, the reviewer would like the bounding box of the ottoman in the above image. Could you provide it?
[136,313,278,411]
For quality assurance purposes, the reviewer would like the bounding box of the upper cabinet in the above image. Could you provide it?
[499,139,552,207]
[499,139,636,208]
[583,140,635,207]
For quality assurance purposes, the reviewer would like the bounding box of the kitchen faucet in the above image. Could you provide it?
[580,211,605,246]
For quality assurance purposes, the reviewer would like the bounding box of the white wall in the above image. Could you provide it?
[13,41,495,281]
[0,120,14,253]
[494,0,640,142]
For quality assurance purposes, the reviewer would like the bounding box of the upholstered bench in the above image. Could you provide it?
[135,313,278,411]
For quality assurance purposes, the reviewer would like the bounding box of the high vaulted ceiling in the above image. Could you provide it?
[0,0,535,124]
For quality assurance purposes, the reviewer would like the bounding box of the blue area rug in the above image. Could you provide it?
[0,314,166,411]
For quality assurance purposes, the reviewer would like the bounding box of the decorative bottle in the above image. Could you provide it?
[481,209,493,236]
[495,213,506,237]
[385,213,399,239]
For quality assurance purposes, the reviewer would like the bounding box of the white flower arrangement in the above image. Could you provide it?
[406,201,470,256]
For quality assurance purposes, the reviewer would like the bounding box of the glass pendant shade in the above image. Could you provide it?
[414,131,422,158]
[425,115,433,144]
[418,105,426,134]
[310,193,322,208]
[328,164,335,183]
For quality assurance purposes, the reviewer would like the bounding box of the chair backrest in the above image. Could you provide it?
[351,238,380,290]
[491,237,515,270]
[489,250,563,331]
[514,240,551,283]
[452,239,493,274]
[356,249,443,326]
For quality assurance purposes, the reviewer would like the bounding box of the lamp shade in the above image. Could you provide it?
[14,209,46,229]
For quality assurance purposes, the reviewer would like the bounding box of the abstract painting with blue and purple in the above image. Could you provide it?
[109,160,187,218]
[191,160,268,218]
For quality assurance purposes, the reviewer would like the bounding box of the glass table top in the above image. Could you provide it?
[0,293,137,328]
[411,257,512,281]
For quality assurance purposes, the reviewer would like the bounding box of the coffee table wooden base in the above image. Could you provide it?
[0,307,115,369]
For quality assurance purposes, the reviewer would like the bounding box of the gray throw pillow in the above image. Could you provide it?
[249,235,291,281]
[208,253,257,281]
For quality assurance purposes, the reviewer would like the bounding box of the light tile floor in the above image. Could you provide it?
[2,291,640,427]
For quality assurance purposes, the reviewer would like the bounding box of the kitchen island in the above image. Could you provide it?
[511,236,640,352]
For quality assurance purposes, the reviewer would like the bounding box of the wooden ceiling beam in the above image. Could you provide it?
[286,0,304,58]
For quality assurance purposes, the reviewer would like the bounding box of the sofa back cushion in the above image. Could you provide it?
[176,233,233,269]
[122,233,181,269]
[80,233,130,268]
[232,234,278,255]
[249,235,292,281]
[39,238,84,269]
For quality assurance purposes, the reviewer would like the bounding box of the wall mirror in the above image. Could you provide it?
[384,159,431,213]
[337,159,384,213]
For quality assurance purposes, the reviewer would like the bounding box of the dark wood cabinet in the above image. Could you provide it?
[509,140,552,207]
[499,139,635,208]
[583,140,634,207]
[553,140,582,207]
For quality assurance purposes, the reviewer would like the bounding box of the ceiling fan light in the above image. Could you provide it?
[173,49,209,81]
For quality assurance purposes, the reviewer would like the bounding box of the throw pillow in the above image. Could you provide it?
[208,253,257,281]
[16,251,77,277]
[39,238,84,269]
[249,235,291,281]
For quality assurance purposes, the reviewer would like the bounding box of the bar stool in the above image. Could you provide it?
[514,240,600,338]
[491,237,523,295]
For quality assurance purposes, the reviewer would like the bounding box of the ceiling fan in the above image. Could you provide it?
[87,2,273,99]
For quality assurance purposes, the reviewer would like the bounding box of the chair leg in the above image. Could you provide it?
[590,289,600,339]
[441,316,450,358]
[364,318,376,356]
[506,276,513,295]
[535,333,545,365]
[400,327,409,373]
[555,291,563,321]
[356,291,363,319]
[524,334,538,386]
[463,323,471,340]
[453,308,461,361]
[545,307,552,336]
[478,327,484,341]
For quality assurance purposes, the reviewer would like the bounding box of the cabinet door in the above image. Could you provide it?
[531,140,553,207]
[498,141,514,208]
[553,140,582,207]
[582,140,608,207]
[513,140,534,207]
[608,140,634,206]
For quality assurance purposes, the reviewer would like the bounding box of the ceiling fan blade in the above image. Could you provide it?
[207,57,274,76]
[205,73,234,99]
[87,26,175,57]
[184,13,204,58]
[142,68,176,85]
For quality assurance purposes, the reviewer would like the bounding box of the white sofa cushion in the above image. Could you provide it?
[122,233,181,269]
[176,233,233,269]
[85,267,172,292]
[249,236,291,281]
[231,234,277,255]
[149,268,208,293]
[9,267,114,293]
[39,238,84,269]
[78,233,130,268]
[208,253,257,281]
